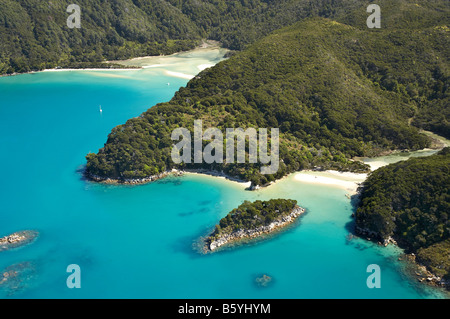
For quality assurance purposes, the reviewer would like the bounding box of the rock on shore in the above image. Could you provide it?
[85,170,174,185]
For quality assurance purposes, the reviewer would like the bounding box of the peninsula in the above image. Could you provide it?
[355,148,450,290]
[85,15,448,188]
[204,199,305,252]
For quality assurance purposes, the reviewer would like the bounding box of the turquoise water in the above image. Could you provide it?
[0,69,447,299]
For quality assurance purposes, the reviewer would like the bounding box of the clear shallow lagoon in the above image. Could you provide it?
[0,55,447,298]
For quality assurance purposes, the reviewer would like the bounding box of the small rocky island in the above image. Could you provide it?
[204,199,305,252]
[0,230,39,252]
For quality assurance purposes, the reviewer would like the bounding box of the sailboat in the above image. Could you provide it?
[99,105,102,113]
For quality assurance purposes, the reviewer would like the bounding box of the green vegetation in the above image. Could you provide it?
[0,0,349,74]
[0,0,201,74]
[416,239,450,281]
[2,0,448,80]
[355,148,450,282]
[86,13,448,185]
[209,199,299,240]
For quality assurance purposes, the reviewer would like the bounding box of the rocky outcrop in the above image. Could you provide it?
[354,225,380,240]
[0,230,39,252]
[207,206,305,252]
[85,168,247,187]
[354,226,398,247]
[355,226,449,290]
[85,170,173,185]
[404,253,450,290]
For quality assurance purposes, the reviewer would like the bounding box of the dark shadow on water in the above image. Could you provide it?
[170,225,216,260]
[76,165,88,182]
[198,200,213,206]
[344,192,361,236]
[343,193,374,252]
[178,207,210,217]
[178,211,195,217]
[154,176,183,186]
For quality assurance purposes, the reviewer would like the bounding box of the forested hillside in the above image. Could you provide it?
[355,148,450,283]
[0,0,201,73]
[1,0,449,78]
[85,15,448,186]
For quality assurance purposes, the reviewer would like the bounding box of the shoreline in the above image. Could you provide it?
[401,253,450,292]
[354,225,450,291]
[83,130,450,192]
[0,40,226,78]
[0,66,143,78]
[204,205,306,253]
[41,68,141,72]
[181,169,252,189]
[292,170,367,195]
[84,129,449,192]
[85,168,252,189]
[109,39,224,66]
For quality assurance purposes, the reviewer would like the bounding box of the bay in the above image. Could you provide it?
[0,49,447,299]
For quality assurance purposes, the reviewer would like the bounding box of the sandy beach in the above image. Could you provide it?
[110,45,228,80]
[164,70,195,80]
[19,41,228,81]
[41,68,140,72]
[179,170,252,190]
[292,170,367,194]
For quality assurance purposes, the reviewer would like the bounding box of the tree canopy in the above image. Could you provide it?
[355,148,450,281]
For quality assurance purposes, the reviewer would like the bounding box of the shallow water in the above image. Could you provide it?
[0,52,447,299]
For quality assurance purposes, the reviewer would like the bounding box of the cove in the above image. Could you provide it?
[0,49,447,299]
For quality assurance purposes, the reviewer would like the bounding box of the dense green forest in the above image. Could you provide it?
[2,0,449,76]
[208,199,299,240]
[85,11,448,186]
[355,148,450,282]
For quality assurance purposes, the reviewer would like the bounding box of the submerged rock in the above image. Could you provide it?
[255,274,272,287]
[0,261,36,296]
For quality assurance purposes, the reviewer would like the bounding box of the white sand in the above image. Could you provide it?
[39,45,229,80]
[197,63,214,71]
[178,170,252,190]
[293,170,367,194]
[363,160,389,171]
[41,68,139,72]
[164,70,196,79]
[142,64,169,68]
